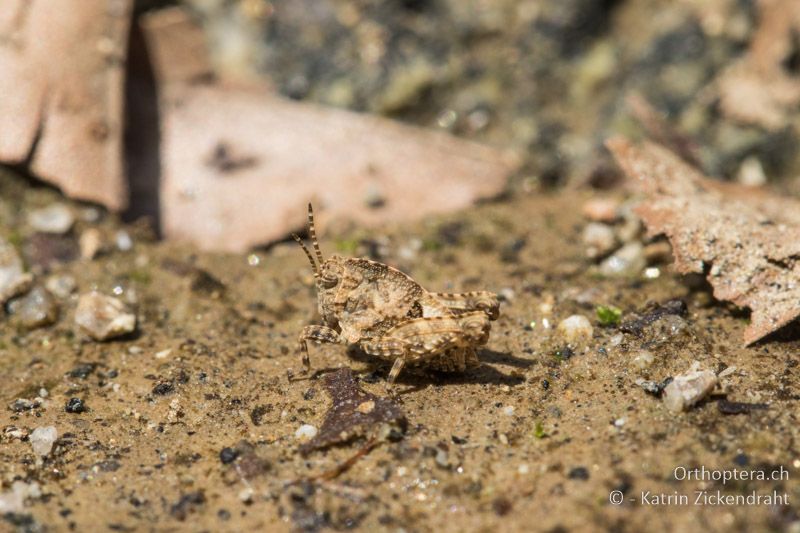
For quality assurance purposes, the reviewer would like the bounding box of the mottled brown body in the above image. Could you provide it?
[294,205,500,384]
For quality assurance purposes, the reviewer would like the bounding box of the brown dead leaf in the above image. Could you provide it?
[300,368,405,456]
[141,8,516,252]
[607,137,800,345]
[716,0,800,131]
[0,0,132,210]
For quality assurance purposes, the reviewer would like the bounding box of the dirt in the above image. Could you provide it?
[1,168,798,532]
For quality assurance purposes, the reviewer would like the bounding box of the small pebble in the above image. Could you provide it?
[65,398,87,414]
[30,426,58,456]
[79,228,103,259]
[499,287,516,302]
[219,447,239,464]
[502,405,515,416]
[631,350,655,370]
[238,487,254,504]
[736,156,767,187]
[557,314,594,345]
[582,222,616,259]
[294,424,318,442]
[568,466,590,480]
[599,242,646,277]
[663,366,718,412]
[7,286,59,329]
[115,230,133,252]
[582,198,619,222]
[45,274,76,298]
[75,291,136,340]
[0,238,34,304]
[27,204,74,234]
[435,448,450,468]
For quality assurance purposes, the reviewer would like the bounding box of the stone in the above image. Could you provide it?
[79,228,103,259]
[7,286,59,329]
[45,274,77,298]
[598,242,646,277]
[582,222,616,259]
[662,366,718,412]
[557,314,594,345]
[30,426,58,456]
[582,198,619,222]
[0,238,33,304]
[75,291,136,340]
[27,204,74,234]
[294,424,318,442]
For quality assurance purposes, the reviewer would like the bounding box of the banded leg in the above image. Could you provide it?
[360,316,468,384]
[430,291,500,320]
[298,325,342,372]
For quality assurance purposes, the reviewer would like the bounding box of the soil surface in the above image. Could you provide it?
[1,169,798,532]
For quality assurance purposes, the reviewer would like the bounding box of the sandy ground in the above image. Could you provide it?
[1,171,798,532]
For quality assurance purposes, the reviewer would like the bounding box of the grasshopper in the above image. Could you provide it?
[293,204,500,384]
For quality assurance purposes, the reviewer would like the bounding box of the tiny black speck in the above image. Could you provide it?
[219,447,239,464]
[568,466,590,480]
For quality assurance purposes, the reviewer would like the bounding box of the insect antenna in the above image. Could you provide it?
[292,233,319,278]
[307,203,324,266]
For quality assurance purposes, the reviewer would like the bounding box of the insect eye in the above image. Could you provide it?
[320,274,338,288]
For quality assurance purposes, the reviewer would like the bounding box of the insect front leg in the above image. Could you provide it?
[298,325,343,373]
[429,291,500,320]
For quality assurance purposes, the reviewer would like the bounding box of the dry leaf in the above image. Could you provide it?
[607,137,800,345]
[300,368,406,455]
[0,0,132,210]
[141,8,516,252]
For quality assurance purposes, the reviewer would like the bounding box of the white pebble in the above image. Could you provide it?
[502,405,515,416]
[28,204,74,234]
[294,424,318,442]
[115,230,133,252]
[737,156,767,187]
[45,274,77,298]
[75,291,136,341]
[30,426,58,456]
[238,487,254,503]
[557,314,594,345]
[631,350,655,370]
[582,222,616,259]
[663,367,718,412]
[599,242,645,277]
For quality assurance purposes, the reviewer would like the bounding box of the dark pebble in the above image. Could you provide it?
[152,382,175,395]
[219,447,239,464]
[65,398,87,414]
[542,379,550,390]
[451,435,468,445]
[68,363,97,379]
[492,496,513,516]
[733,453,749,466]
[568,466,590,480]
